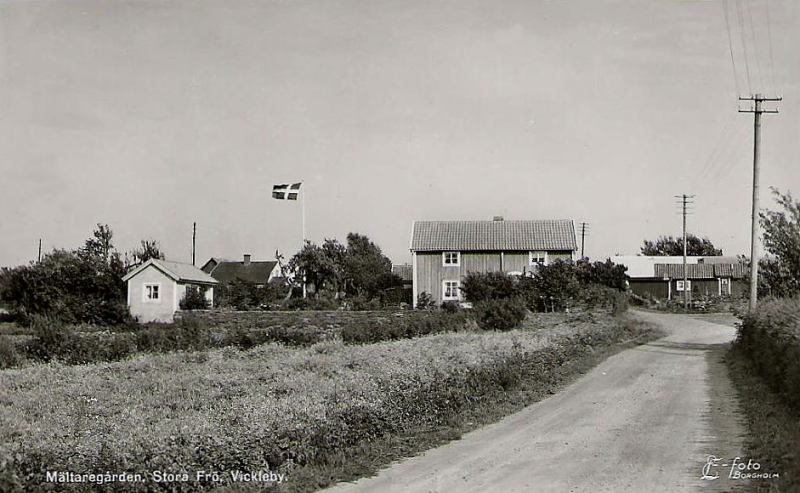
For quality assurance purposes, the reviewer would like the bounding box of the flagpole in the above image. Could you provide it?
[302,181,307,299]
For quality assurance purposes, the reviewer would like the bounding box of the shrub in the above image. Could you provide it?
[472,298,528,331]
[460,272,519,303]
[415,292,436,309]
[736,298,800,411]
[179,286,210,310]
[134,315,212,353]
[0,337,22,369]
[341,310,470,343]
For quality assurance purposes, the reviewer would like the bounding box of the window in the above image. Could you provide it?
[442,251,460,266]
[442,280,460,301]
[143,283,161,302]
[676,280,692,292]
[529,251,547,266]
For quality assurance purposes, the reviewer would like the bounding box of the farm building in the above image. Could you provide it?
[123,259,218,323]
[201,255,281,287]
[410,218,577,306]
[610,256,748,300]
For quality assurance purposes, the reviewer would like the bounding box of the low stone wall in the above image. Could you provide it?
[175,309,408,331]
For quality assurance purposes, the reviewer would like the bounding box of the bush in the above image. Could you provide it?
[179,286,210,310]
[341,310,470,343]
[0,337,22,369]
[736,298,800,411]
[415,292,436,309]
[472,298,528,331]
[460,272,519,303]
[134,315,212,353]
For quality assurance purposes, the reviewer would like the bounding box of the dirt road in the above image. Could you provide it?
[323,311,748,493]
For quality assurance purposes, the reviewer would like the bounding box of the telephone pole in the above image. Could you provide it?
[192,222,197,266]
[38,239,42,263]
[579,222,590,259]
[739,94,781,312]
[676,194,695,310]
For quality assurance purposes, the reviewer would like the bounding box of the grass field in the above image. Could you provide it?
[0,312,660,492]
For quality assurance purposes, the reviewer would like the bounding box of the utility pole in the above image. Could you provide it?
[579,222,590,259]
[38,239,42,263]
[192,222,196,266]
[676,194,695,310]
[739,94,781,312]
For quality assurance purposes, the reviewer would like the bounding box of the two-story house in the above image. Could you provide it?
[410,217,578,306]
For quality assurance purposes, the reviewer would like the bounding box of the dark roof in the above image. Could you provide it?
[411,220,577,252]
[654,263,748,279]
[209,260,278,284]
[123,259,219,285]
[392,264,413,282]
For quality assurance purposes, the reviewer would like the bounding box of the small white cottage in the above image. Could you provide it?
[122,259,218,323]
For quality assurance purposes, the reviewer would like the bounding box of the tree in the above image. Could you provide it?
[343,233,397,300]
[287,239,346,297]
[575,259,629,291]
[0,225,130,325]
[641,234,723,256]
[758,188,800,297]
[129,239,165,267]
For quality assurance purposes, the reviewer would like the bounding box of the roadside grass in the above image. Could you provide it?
[0,313,662,492]
[726,345,800,492]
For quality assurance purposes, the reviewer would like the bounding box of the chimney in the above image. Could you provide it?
[243,254,251,265]
[493,216,504,222]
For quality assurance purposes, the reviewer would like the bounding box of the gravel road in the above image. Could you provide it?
[323,311,748,493]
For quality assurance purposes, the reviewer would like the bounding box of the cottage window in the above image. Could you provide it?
[529,251,547,266]
[143,283,161,302]
[442,252,460,266]
[676,280,692,292]
[442,280,460,301]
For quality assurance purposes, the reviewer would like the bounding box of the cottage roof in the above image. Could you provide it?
[410,220,577,252]
[653,262,748,280]
[122,259,219,284]
[392,263,413,282]
[207,260,279,284]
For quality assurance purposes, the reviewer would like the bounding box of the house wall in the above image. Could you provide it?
[127,267,178,323]
[629,279,670,299]
[672,278,719,298]
[415,249,576,305]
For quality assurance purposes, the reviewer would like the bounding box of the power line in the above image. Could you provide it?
[721,0,741,96]
[734,0,753,93]
[743,0,766,92]
[764,0,778,93]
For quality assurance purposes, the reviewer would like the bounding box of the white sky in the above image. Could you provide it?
[1,0,799,267]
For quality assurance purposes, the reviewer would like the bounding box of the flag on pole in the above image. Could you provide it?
[272,182,302,200]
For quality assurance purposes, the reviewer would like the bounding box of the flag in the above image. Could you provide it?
[272,182,301,200]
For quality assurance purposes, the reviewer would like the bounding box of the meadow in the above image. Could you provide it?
[0,311,659,492]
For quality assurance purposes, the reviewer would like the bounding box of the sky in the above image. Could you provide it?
[1,0,799,268]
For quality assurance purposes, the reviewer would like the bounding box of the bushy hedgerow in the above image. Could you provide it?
[0,337,23,369]
[736,298,800,411]
[341,310,470,343]
[472,298,528,331]
[0,315,658,492]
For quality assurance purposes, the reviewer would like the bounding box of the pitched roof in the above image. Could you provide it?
[411,220,577,252]
[123,259,219,284]
[392,263,413,282]
[208,260,278,284]
[654,262,748,280]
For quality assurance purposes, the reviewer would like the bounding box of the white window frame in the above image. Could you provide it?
[529,251,548,266]
[442,251,461,267]
[676,280,692,292]
[442,280,461,301]
[143,282,162,303]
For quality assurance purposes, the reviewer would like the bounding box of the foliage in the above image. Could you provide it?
[640,234,723,256]
[340,310,470,343]
[758,188,800,297]
[460,272,519,303]
[215,279,288,310]
[0,225,167,326]
[0,337,22,369]
[527,260,580,312]
[472,298,528,331]
[179,286,210,310]
[575,259,628,291]
[736,298,800,411]
[128,239,165,267]
[415,292,436,309]
[0,315,658,492]
[286,233,400,304]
